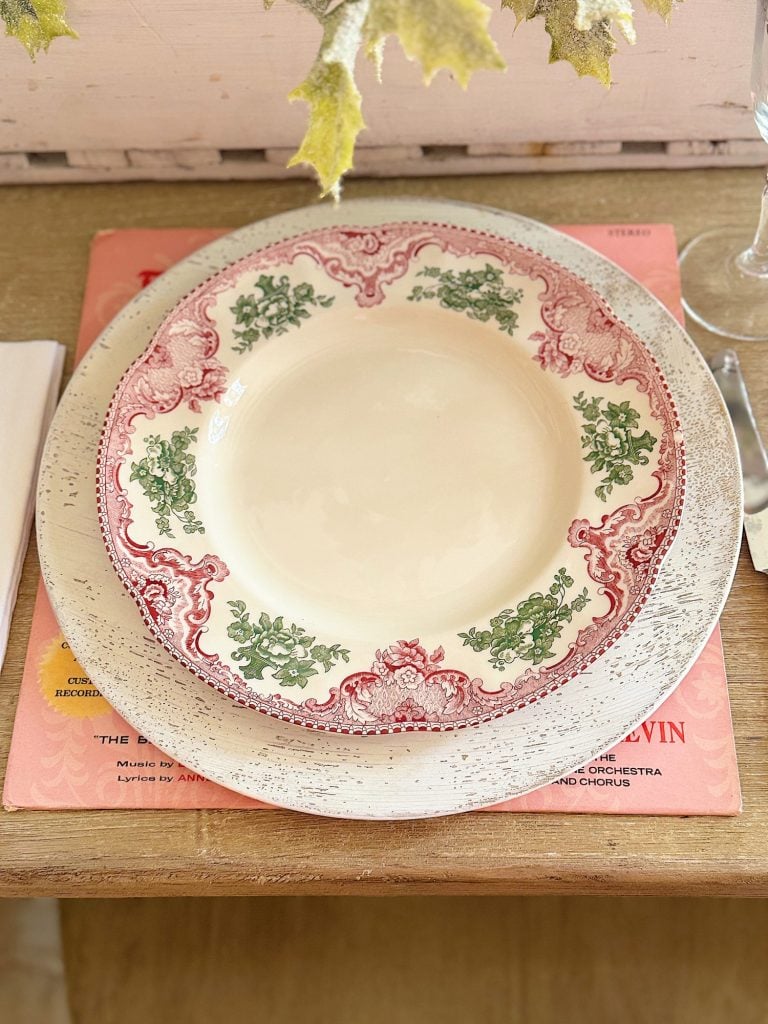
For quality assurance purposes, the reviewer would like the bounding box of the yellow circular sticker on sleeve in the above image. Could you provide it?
[39,635,111,718]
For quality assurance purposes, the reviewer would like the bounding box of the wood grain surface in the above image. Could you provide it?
[59,896,768,1024]
[1,169,767,897]
[0,899,68,1024]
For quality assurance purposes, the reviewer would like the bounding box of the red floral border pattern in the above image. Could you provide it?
[97,221,685,735]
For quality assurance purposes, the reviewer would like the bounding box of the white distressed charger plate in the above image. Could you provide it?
[37,199,741,819]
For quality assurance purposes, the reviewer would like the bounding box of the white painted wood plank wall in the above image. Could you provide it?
[0,0,761,180]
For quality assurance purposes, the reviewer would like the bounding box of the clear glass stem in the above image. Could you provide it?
[737,168,768,277]
[678,0,768,341]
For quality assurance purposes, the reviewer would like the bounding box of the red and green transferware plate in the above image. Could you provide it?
[97,214,684,735]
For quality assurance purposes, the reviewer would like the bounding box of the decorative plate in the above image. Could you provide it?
[39,199,740,817]
[97,217,685,735]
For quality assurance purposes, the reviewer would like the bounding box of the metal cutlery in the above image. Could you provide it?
[710,348,768,574]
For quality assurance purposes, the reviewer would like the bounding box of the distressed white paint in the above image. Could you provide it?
[0,141,764,187]
[544,140,623,155]
[126,147,222,168]
[0,152,28,170]
[37,199,742,820]
[66,148,129,169]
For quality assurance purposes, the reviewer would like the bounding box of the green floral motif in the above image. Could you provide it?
[407,263,524,336]
[573,392,658,502]
[130,427,204,540]
[227,602,350,688]
[459,569,590,671]
[230,274,335,353]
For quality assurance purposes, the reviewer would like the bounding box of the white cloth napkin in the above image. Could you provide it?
[0,341,65,671]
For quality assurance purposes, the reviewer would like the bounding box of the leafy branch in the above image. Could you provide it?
[284,0,684,196]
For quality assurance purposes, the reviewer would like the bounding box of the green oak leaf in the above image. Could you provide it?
[1,0,76,57]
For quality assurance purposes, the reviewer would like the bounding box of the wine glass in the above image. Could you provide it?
[679,0,768,341]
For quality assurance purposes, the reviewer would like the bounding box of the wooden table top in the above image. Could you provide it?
[1,168,767,898]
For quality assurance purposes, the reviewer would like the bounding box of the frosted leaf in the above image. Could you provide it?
[0,0,76,57]
[364,0,506,87]
[288,0,504,197]
[575,0,637,44]
[287,0,370,199]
